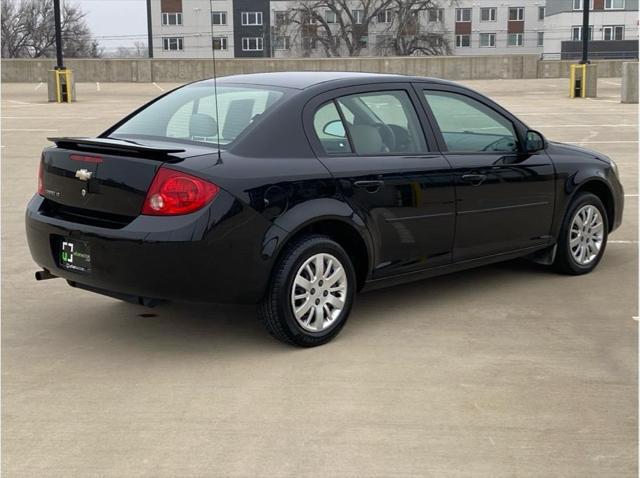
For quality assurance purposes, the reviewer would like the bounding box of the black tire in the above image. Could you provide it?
[554,192,608,275]
[259,234,356,347]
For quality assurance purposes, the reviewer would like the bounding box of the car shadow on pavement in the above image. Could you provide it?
[83,258,553,354]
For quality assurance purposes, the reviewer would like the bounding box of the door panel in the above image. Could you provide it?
[324,155,455,277]
[419,87,555,261]
[305,84,455,278]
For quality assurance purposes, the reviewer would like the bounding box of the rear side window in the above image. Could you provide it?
[423,90,519,153]
[313,102,352,155]
[312,90,426,156]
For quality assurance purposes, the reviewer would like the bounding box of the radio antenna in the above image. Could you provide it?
[209,8,222,162]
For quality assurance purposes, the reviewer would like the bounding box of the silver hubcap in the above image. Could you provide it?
[570,205,604,266]
[291,253,348,332]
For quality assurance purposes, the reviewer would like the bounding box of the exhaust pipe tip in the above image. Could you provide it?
[35,269,57,281]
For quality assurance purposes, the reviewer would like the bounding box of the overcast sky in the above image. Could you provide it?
[76,0,147,51]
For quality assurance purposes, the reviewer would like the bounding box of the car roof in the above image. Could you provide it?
[205,71,452,90]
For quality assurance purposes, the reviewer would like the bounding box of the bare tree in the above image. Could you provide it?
[378,0,452,56]
[1,0,101,58]
[284,0,395,57]
[108,41,148,58]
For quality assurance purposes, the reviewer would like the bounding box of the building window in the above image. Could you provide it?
[325,10,337,23]
[507,33,523,46]
[274,11,289,26]
[377,9,393,23]
[211,11,227,25]
[302,36,317,50]
[358,35,369,48]
[573,0,594,10]
[480,8,496,22]
[479,33,496,47]
[456,34,470,47]
[242,37,263,51]
[605,0,625,8]
[428,8,444,23]
[537,32,544,46]
[455,8,471,22]
[212,37,227,50]
[509,7,524,21]
[571,25,594,40]
[162,37,183,51]
[241,12,263,26]
[274,35,290,50]
[603,25,625,40]
[161,12,182,26]
[538,7,545,20]
[353,9,364,24]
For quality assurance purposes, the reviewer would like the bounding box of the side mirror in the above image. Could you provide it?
[323,120,346,138]
[525,130,545,153]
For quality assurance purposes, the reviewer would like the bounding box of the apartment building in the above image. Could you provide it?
[543,0,639,58]
[149,0,638,59]
[151,0,272,58]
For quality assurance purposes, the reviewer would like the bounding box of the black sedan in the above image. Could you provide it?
[26,72,624,346]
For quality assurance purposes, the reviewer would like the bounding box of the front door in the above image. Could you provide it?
[305,84,455,278]
[418,86,555,262]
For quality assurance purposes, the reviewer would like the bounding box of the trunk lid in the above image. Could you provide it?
[41,137,214,225]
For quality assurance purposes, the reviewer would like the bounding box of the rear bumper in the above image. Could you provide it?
[26,194,276,304]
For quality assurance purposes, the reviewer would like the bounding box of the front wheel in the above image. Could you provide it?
[259,235,356,347]
[554,192,608,275]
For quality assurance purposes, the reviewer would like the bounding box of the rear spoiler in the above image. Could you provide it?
[47,137,186,161]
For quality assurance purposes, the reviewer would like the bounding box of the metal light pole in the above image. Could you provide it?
[53,0,64,69]
[146,0,154,58]
[580,1,590,64]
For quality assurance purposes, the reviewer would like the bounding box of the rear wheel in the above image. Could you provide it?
[554,192,608,275]
[259,235,355,347]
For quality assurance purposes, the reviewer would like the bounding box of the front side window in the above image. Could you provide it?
[274,11,289,26]
[313,102,352,155]
[332,91,426,155]
[110,84,285,148]
[456,8,471,22]
[479,33,496,47]
[507,33,523,46]
[211,11,227,25]
[241,11,263,26]
[537,31,544,46]
[509,7,524,21]
[424,91,519,153]
[162,37,183,51]
[353,9,364,24]
[480,7,496,22]
[242,37,263,51]
[538,6,545,20]
[572,25,593,41]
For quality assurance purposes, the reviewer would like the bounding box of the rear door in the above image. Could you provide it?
[416,85,555,261]
[304,83,455,279]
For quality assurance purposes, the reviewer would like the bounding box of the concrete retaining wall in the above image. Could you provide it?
[1,56,627,83]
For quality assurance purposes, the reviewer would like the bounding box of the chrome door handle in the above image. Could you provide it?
[461,174,487,186]
[354,180,384,192]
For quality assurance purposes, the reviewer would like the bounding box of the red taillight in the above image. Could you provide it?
[37,158,45,196]
[142,167,219,216]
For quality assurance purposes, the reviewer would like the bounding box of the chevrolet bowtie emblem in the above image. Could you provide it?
[75,169,93,181]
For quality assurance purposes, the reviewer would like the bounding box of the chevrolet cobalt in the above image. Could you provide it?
[26,72,624,346]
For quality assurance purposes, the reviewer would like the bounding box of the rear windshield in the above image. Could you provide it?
[109,83,286,148]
